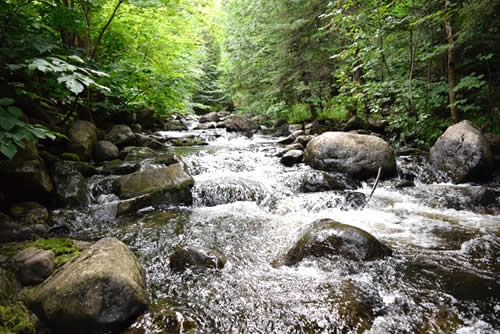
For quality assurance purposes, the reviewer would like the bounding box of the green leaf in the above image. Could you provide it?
[0,98,14,106]
[7,106,22,117]
[69,55,85,63]
[57,74,85,94]
[0,142,18,160]
[0,116,19,131]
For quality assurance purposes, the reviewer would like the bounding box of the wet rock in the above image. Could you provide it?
[135,107,155,130]
[277,130,304,145]
[50,161,88,208]
[442,271,500,300]
[277,219,392,266]
[367,118,389,133]
[170,246,226,272]
[9,202,49,226]
[135,134,165,150]
[224,114,259,132]
[301,171,361,193]
[485,133,500,169]
[341,192,368,210]
[196,122,217,130]
[126,305,197,334]
[113,163,194,204]
[122,146,158,161]
[164,119,188,131]
[293,135,315,147]
[289,124,303,132]
[101,159,141,175]
[420,185,496,213]
[105,125,136,148]
[395,179,415,188]
[0,141,53,202]
[67,120,97,162]
[430,120,493,183]
[216,121,226,129]
[199,112,219,123]
[131,123,143,133]
[170,136,207,147]
[304,132,397,180]
[13,247,54,286]
[94,140,119,162]
[0,212,48,242]
[285,143,304,151]
[280,150,303,167]
[64,160,98,177]
[28,237,149,333]
[272,124,290,137]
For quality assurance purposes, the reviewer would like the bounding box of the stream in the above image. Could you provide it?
[66,128,499,333]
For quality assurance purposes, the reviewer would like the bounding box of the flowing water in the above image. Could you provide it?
[75,129,499,333]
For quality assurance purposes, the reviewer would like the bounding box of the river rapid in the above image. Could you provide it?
[75,128,499,333]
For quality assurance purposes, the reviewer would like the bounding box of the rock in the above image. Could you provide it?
[135,106,155,130]
[50,161,88,208]
[276,219,392,266]
[272,123,290,137]
[289,124,303,132]
[304,132,397,180]
[67,120,97,162]
[280,150,303,167]
[193,178,269,207]
[63,161,98,177]
[301,171,361,193]
[199,112,220,123]
[9,202,48,225]
[420,185,497,213]
[105,125,136,148]
[113,163,194,205]
[430,120,493,183]
[293,135,315,147]
[285,143,304,151]
[170,136,207,147]
[0,141,53,202]
[122,147,158,161]
[0,212,48,242]
[277,130,304,145]
[224,114,259,132]
[169,246,226,272]
[216,121,226,129]
[94,141,119,162]
[367,118,388,133]
[130,123,143,133]
[196,122,217,130]
[101,160,140,176]
[485,133,500,169]
[134,134,165,150]
[164,119,187,131]
[28,237,149,333]
[0,267,20,305]
[126,305,197,334]
[13,247,55,286]
[341,192,368,210]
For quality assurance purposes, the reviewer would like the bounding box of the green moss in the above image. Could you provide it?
[60,152,81,162]
[0,238,81,268]
[0,301,36,334]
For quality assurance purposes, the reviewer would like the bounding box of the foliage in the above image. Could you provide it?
[0,302,36,334]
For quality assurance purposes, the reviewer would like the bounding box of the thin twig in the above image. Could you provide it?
[369,167,382,199]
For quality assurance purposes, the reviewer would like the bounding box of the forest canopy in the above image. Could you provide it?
[1,0,499,158]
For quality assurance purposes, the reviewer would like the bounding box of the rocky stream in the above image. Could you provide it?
[1,114,499,333]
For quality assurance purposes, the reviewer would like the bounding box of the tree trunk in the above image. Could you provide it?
[444,0,458,123]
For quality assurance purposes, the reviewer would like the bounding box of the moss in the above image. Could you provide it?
[0,238,81,268]
[60,152,81,162]
[0,301,37,334]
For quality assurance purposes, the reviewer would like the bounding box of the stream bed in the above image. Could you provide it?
[72,129,499,333]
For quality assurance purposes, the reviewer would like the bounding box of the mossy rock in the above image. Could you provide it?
[0,238,81,268]
[0,301,38,334]
[60,153,81,162]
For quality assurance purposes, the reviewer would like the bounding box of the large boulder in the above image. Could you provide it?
[13,247,55,286]
[430,121,493,183]
[275,219,392,266]
[169,246,227,272]
[199,112,220,123]
[0,141,53,202]
[67,120,97,162]
[224,114,259,132]
[105,125,136,148]
[113,163,194,205]
[50,161,88,208]
[28,237,149,333]
[304,132,396,180]
[94,141,119,162]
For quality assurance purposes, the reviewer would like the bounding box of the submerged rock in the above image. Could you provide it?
[67,120,97,162]
[193,177,269,207]
[13,247,55,286]
[430,120,493,183]
[28,237,149,333]
[113,163,194,204]
[301,171,361,193]
[126,303,197,334]
[170,246,226,272]
[276,219,392,266]
[305,132,396,180]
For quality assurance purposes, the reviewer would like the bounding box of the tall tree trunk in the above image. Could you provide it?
[90,0,124,59]
[444,0,458,123]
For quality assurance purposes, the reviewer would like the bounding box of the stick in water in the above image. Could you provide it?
[369,167,382,199]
